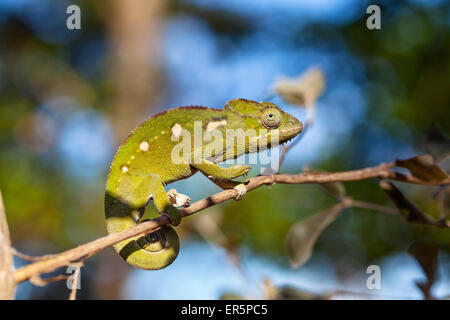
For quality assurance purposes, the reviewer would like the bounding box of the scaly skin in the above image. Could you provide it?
[105,98,303,270]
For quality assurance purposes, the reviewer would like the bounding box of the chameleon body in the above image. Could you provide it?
[105,98,302,270]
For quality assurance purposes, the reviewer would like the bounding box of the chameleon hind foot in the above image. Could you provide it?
[146,173,182,226]
[162,205,182,226]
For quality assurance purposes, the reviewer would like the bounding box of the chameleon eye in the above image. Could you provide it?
[261,108,282,129]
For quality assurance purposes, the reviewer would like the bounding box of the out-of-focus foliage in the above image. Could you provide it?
[285,203,346,268]
[0,0,449,299]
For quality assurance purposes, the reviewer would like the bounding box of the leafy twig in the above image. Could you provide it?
[12,160,449,285]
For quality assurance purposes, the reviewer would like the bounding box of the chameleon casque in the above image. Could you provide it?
[105,98,303,270]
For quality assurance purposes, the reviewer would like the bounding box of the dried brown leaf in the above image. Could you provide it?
[379,180,434,224]
[274,66,325,107]
[317,182,346,199]
[304,166,346,199]
[396,154,448,183]
[285,203,345,268]
[408,242,439,300]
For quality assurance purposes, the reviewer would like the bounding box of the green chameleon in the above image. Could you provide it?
[105,98,303,270]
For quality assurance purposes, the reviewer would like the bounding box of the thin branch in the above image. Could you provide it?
[29,274,70,287]
[14,216,171,285]
[0,189,15,299]
[349,199,399,216]
[12,248,57,261]
[13,161,449,285]
[69,264,81,300]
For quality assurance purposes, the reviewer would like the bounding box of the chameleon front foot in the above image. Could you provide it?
[168,189,191,208]
[233,183,247,201]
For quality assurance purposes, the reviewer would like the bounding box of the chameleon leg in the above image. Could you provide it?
[105,173,181,270]
[194,159,249,200]
[191,158,250,180]
[206,177,241,189]
[146,173,182,226]
[204,176,248,201]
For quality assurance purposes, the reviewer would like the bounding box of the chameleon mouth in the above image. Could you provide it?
[276,125,303,147]
[280,125,303,138]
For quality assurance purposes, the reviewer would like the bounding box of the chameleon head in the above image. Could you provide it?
[224,98,303,153]
[258,101,303,146]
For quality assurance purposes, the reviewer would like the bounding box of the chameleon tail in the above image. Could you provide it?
[105,193,180,270]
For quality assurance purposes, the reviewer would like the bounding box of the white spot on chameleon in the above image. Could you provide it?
[161,130,165,134]
[207,120,227,132]
[121,166,128,173]
[171,123,182,138]
[139,141,149,152]
[131,155,135,160]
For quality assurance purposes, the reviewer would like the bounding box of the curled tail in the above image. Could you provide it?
[105,192,180,270]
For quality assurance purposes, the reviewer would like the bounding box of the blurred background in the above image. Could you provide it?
[0,0,449,299]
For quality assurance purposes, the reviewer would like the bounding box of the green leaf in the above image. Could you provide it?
[396,154,448,182]
[285,203,345,268]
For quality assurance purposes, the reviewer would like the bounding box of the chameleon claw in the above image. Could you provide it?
[233,183,247,201]
[168,189,191,208]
